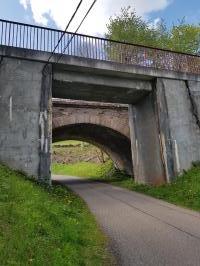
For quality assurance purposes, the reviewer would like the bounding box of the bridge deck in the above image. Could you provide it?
[1,18,200,75]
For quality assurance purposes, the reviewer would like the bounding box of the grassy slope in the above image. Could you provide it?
[52,162,112,178]
[0,165,113,266]
[52,162,200,211]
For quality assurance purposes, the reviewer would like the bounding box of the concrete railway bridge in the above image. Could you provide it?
[0,19,200,185]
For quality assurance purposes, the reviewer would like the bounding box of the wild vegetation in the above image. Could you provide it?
[0,164,113,266]
[106,7,200,54]
[53,140,109,165]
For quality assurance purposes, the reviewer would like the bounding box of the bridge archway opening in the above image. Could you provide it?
[52,123,133,176]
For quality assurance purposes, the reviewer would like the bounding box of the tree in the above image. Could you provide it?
[169,23,200,54]
[106,6,200,54]
[106,7,169,48]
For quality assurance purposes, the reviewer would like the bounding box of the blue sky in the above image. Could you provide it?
[151,0,200,26]
[0,0,199,35]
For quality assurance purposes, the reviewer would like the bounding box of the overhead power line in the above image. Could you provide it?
[46,0,83,64]
[56,0,97,63]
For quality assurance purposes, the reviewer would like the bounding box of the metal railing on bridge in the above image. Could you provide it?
[0,19,200,75]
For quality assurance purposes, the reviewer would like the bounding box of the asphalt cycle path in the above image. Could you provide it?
[53,175,200,266]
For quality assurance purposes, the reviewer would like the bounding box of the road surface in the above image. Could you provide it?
[53,175,200,266]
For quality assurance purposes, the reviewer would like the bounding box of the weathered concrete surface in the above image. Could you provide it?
[52,70,152,104]
[129,78,200,184]
[39,65,52,182]
[1,45,200,82]
[156,78,200,181]
[0,45,154,104]
[129,93,166,185]
[0,57,52,181]
[54,175,200,266]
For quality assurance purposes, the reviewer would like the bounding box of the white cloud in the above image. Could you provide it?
[19,0,28,9]
[19,0,172,35]
[148,17,162,29]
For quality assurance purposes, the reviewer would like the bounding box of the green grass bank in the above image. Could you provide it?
[0,164,113,266]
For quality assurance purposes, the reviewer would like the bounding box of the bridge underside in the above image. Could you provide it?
[53,123,133,175]
[1,45,153,105]
[52,66,151,104]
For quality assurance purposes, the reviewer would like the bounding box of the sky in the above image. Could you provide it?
[0,0,199,36]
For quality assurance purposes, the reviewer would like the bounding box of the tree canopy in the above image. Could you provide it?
[106,7,200,54]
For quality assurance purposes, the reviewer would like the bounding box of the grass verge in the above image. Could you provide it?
[52,161,200,211]
[0,164,113,266]
[52,161,113,179]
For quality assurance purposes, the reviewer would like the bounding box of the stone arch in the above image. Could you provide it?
[52,101,130,139]
[52,123,133,175]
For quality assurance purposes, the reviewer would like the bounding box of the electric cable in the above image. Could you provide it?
[46,0,83,64]
[56,0,97,63]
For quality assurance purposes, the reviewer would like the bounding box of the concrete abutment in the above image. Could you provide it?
[128,78,200,185]
[128,92,166,185]
[0,57,52,183]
